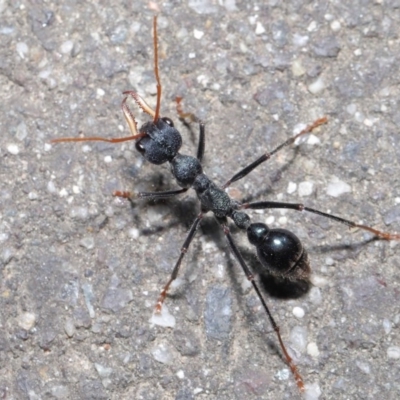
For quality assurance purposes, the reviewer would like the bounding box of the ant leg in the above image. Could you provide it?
[176,97,205,162]
[243,201,400,240]
[114,188,189,201]
[220,222,305,392]
[52,96,146,144]
[223,117,327,189]
[155,213,203,313]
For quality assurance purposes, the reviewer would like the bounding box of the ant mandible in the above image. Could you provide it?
[52,16,400,394]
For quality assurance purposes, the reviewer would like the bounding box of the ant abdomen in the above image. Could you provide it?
[247,223,310,281]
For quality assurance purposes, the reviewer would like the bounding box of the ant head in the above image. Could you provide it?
[136,116,182,165]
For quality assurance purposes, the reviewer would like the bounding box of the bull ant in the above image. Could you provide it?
[52,16,400,393]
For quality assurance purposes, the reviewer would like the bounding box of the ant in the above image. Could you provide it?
[52,16,400,394]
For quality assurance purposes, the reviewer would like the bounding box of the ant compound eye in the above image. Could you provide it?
[135,140,146,154]
[162,117,174,127]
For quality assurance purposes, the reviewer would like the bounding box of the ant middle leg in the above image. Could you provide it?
[242,201,400,240]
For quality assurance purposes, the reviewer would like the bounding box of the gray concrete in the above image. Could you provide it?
[1,1,400,399]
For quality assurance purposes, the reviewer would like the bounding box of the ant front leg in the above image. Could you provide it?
[155,213,203,313]
[242,201,400,241]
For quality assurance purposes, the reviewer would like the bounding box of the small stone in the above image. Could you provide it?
[290,326,308,352]
[287,181,297,194]
[18,312,36,330]
[64,318,75,337]
[60,40,74,54]
[293,306,305,319]
[151,342,174,364]
[94,363,113,378]
[307,342,320,357]
[292,60,306,77]
[387,346,400,359]
[193,29,204,39]
[7,144,19,155]
[255,22,266,35]
[308,77,326,94]
[304,382,322,400]
[326,178,351,197]
[79,236,95,250]
[149,304,176,328]
[298,181,314,197]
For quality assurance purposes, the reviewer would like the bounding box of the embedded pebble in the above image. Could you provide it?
[64,318,76,337]
[326,178,351,197]
[16,121,28,140]
[193,29,204,39]
[149,304,176,328]
[304,382,322,400]
[7,144,19,155]
[16,41,29,58]
[79,236,95,250]
[308,77,326,94]
[18,312,36,330]
[290,326,308,352]
[151,342,174,364]
[94,363,113,378]
[287,181,297,194]
[382,318,392,335]
[82,283,95,318]
[60,40,74,54]
[298,181,314,197]
[292,60,306,76]
[387,346,400,359]
[255,22,266,35]
[293,306,305,319]
[307,342,320,357]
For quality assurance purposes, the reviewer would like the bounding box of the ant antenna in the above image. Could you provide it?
[153,16,162,122]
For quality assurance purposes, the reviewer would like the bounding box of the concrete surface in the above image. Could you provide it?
[1,1,400,399]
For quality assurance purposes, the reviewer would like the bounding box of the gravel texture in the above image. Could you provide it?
[1,1,400,399]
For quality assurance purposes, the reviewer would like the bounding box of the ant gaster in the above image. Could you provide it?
[53,16,400,393]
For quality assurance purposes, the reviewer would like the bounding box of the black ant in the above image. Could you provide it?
[52,16,400,394]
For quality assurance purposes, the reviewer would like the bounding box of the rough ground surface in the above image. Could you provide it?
[1,1,400,399]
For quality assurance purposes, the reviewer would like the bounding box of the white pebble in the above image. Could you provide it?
[94,363,113,378]
[287,181,297,194]
[308,77,325,94]
[290,326,308,352]
[104,155,112,163]
[193,29,204,39]
[387,346,400,359]
[293,306,305,319]
[149,304,176,328]
[47,180,57,194]
[326,178,351,197]
[330,20,341,31]
[292,60,306,77]
[16,41,29,58]
[128,228,139,239]
[151,342,174,364]
[18,312,36,330]
[64,318,75,337]
[307,342,320,357]
[304,382,322,400]
[60,40,74,54]
[255,22,266,35]
[176,370,185,379]
[382,318,392,335]
[16,121,28,140]
[7,144,19,155]
[298,181,314,197]
[311,275,329,287]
